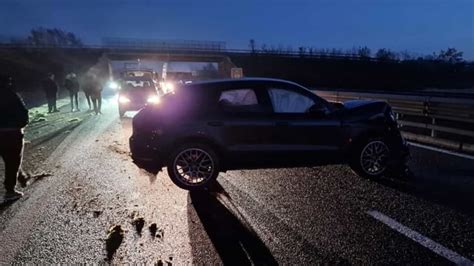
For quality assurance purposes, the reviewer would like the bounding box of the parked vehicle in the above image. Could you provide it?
[130,78,409,190]
[117,76,160,117]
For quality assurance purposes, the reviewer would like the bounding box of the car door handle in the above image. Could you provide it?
[275,121,289,126]
[208,121,223,127]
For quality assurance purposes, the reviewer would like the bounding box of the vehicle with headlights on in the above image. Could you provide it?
[117,76,161,117]
[129,78,409,190]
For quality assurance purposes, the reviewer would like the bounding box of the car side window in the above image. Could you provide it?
[218,88,265,113]
[268,88,316,113]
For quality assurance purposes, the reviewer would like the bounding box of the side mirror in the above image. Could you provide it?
[308,104,329,117]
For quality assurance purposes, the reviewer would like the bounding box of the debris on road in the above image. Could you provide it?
[68,118,81,123]
[128,210,139,219]
[93,210,102,218]
[105,225,124,260]
[132,217,145,235]
[29,111,47,123]
[108,144,129,155]
[157,258,173,266]
[156,257,173,266]
[31,172,52,182]
[149,223,158,237]
[156,228,165,239]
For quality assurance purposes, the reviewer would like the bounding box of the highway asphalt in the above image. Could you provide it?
[0,99,473,264]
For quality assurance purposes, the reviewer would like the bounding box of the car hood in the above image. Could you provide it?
[343,99,383,109]
[341,99,391,121]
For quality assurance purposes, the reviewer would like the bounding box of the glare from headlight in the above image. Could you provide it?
[147,95,160,104]
[118,95,130,104]
[108,81,119,90]
[164,82,175,93]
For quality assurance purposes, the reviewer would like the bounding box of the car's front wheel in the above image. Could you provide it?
[350,138,390,179]
[167,143,219,190]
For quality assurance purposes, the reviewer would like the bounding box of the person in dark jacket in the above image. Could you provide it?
[82,75,94,111]
[84,74,102,115]
[0,75,29,201]
[64,72,80,112]
[90,78,103,115]
[41,73,59,113]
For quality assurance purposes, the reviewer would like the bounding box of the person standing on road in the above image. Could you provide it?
[64,72,80,112]
[41,73,59,113]
[82,74,94,111]
[89,74,103,115]
[0,75,29,201]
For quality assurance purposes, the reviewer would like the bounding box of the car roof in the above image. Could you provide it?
[182,77,307,90]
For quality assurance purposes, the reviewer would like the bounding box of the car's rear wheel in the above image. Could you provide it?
[350,138,390,179]
[167,143,219,190]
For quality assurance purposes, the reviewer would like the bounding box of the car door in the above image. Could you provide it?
[265,85,343,166]
[207,84,275,168]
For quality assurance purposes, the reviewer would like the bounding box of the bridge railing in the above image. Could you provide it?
[314,90,474,154]
[0,43,371,61]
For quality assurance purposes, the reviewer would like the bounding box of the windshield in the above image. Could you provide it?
[122,79,154,89]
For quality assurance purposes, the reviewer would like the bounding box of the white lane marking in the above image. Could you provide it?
[367,210,473,265]
[408,142,474,161]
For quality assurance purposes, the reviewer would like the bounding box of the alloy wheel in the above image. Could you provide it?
[360,140,389,176]
[173,148,215,186]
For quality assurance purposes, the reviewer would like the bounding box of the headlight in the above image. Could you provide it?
[163,82,175,93]
[147,95,160,104]
[108,81,119,90]
[118,95,130,104]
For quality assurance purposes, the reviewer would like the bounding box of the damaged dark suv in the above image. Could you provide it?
[130,78,409,190]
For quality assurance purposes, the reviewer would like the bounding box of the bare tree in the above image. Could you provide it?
[437,48,463,63]
[375,48,399,61]
[27,27,83,47]
[249,39,256,53]
[399,50,414,61]
[298,47,306,57]
[357,46,371,58]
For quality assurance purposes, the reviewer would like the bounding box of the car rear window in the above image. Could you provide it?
[218,89,258,106]
[217,88,268,113]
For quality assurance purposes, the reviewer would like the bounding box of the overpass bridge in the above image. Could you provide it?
[104,50,238,79]
[0,41,241,79]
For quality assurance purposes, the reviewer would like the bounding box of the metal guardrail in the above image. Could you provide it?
[314,90,474,154]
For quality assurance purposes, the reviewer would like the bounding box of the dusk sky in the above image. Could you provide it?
[1,0,473,58]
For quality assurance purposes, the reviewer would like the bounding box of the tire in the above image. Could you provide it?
[350,138,390,179]
[167,143,220,190]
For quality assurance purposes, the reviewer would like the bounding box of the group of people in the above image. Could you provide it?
[41,72,103,115]
[1,71,104,202]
